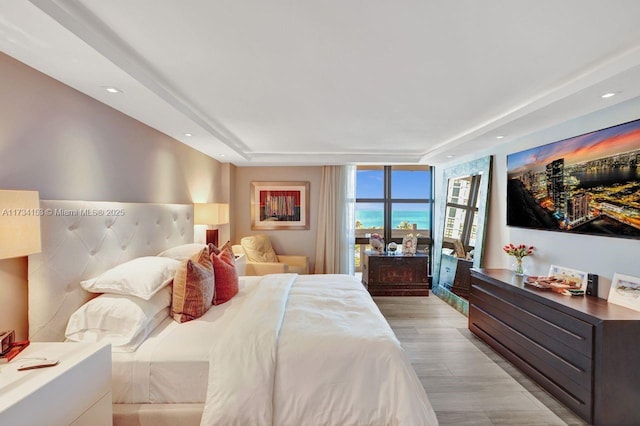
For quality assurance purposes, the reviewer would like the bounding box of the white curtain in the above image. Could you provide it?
[314,165,356,274]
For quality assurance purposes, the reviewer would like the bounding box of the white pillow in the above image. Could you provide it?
[81,256,180,300]
[157,243,207,260]
[65,286,172,352]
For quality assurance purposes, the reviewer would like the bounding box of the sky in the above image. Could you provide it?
[356,169,431,201]
[507,118,640,174]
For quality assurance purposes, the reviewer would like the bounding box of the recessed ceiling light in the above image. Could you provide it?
[601,92,616,98]
[184,133,193,137]
[446,155,454,158]
[496,135,504,139]
[102,86,122,94]
[220,154,226,157]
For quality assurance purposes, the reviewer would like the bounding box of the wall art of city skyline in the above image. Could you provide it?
[507,118,640,239]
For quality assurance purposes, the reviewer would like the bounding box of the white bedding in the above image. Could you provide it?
[113,273,437,425]
[201,273,438,426]
[112,276,263,403]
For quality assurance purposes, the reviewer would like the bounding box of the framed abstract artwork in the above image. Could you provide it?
[251,181,310,230]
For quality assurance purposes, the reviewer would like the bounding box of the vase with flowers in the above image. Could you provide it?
[503,243,534,276]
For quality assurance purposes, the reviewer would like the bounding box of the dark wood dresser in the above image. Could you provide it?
[469,268,640,425]
[362,252,429,296]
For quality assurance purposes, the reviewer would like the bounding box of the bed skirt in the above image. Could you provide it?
[113,403,203,426]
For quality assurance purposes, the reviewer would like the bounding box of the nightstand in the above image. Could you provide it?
[234,253,247,276]
[0,342,112,426]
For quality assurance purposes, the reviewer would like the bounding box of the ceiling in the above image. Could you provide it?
[3,1,640,166]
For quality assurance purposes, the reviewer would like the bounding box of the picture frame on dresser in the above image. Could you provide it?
[548,264,588,290]
[401,234,417,255]
[607,272,640,312]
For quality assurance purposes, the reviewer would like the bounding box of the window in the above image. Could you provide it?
[354,165,433,271]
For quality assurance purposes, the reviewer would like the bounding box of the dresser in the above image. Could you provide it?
[362,251,429,296]
[469,269,640,425]
[0,342,112,426]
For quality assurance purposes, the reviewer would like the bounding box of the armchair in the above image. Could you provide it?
[232,234,309,276]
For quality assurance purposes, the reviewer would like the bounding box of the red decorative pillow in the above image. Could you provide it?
[211,247,239,305]
[171,247,215,323]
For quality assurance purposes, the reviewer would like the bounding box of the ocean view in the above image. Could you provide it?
[356,210,430,229]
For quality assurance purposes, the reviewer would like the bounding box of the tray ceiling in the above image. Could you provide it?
[3,0,640,165]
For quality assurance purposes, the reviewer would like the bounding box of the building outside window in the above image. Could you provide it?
[442,175,481,254]
[354,165,433,272]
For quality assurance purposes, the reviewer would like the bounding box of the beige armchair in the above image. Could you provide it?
[232,234,309,276]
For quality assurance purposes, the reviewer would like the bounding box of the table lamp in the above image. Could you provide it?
[0,190,41,351]
[194,203,229,247]
[0,190,42,259]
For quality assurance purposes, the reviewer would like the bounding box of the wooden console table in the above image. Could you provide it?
[469,268,640,425]
[362,251,429,296]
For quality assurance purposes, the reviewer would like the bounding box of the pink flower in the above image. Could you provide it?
[503,243,534,259]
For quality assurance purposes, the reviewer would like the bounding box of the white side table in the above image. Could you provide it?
[0,342,112,426]
[234,253,247,276]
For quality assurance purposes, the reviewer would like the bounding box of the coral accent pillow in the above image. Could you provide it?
[212,248,239,305]
[171,247,215,323]
[240,234,278,263]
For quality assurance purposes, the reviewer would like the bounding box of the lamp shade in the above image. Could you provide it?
[0,190,42,259]
[194,203,229,225]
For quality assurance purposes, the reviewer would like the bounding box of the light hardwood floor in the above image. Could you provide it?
[374,296,588,426]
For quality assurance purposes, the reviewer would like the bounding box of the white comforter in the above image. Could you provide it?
[200,273,438,426]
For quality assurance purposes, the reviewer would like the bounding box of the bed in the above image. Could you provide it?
[28,200,438,425]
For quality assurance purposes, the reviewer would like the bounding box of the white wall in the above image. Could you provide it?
[434,96,640,298]
[0,54,223,203]
[234,166,323,273]
[0,53,228,339]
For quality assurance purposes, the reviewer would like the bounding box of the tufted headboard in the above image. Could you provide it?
[28,200,194,342]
